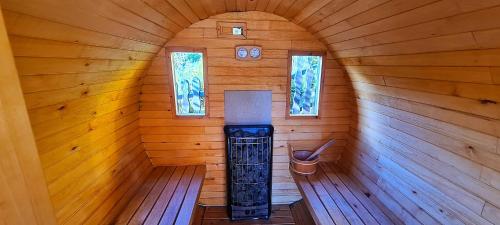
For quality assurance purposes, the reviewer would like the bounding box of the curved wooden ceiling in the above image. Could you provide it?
[4,0,500,188]
[4,0,500,74]
[3,0,499,180]
[2,1,500,224]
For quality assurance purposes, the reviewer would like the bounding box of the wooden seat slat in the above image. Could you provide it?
[292,162,399,225]
[129,167,176,225]
[320,164,380,225]
[115,167,166,225]
[314,167,365,225]
[294,173,336,225]
[325,163,397,225]
[307,171,350,225]
[145,166,187,225]
[174,166,206,225]
[115,166,205,225]
[159,166,196,225]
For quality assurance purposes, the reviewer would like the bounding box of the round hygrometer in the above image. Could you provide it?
[236,47,248,58]
[250,47,261,58]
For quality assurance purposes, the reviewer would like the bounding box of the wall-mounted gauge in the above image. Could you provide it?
[236,47,248,58]
[235,45,262,61]
[250,47,261,58]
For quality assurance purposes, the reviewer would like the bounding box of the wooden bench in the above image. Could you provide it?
[292,162,400,225]
[114,165,206,225]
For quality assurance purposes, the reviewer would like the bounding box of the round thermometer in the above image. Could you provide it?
[237,47,248,58]
[250,47,261,58]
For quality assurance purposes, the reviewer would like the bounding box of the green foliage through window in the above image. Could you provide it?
[289,55,322,116]
[171,52,206,116]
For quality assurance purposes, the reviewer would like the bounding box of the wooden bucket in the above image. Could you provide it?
[289,145,320,175]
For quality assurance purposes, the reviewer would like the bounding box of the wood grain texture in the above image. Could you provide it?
[1,0,156,223]
[321,1,500,225]
[0,5,57,225]
[140,12,352,206]
[114,165,206,225]
[292,162,402,225]
[0,1,498,224]
[196,204,296,225]
[289,200,316,225]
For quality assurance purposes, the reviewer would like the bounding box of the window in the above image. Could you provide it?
[167,48,208,117]
[286,51,325,118]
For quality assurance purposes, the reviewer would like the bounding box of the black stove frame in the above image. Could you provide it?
[224,125,273,220]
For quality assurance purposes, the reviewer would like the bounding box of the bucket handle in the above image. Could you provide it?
[288,144,295,160]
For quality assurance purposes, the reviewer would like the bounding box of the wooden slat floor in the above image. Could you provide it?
[193,203,315,225]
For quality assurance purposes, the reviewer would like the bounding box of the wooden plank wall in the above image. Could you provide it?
[302,1,500,225]
[0,6,57,225]
[140,12,352,206]
[0,0,166,224]
[1,0,499,223]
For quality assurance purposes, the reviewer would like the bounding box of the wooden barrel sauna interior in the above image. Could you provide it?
[0,0,499,224]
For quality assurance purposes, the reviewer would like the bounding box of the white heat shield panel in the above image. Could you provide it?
[224,90,272,125]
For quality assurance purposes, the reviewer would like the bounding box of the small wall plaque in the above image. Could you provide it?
[217,21,246,39]
[235,45,262,60]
